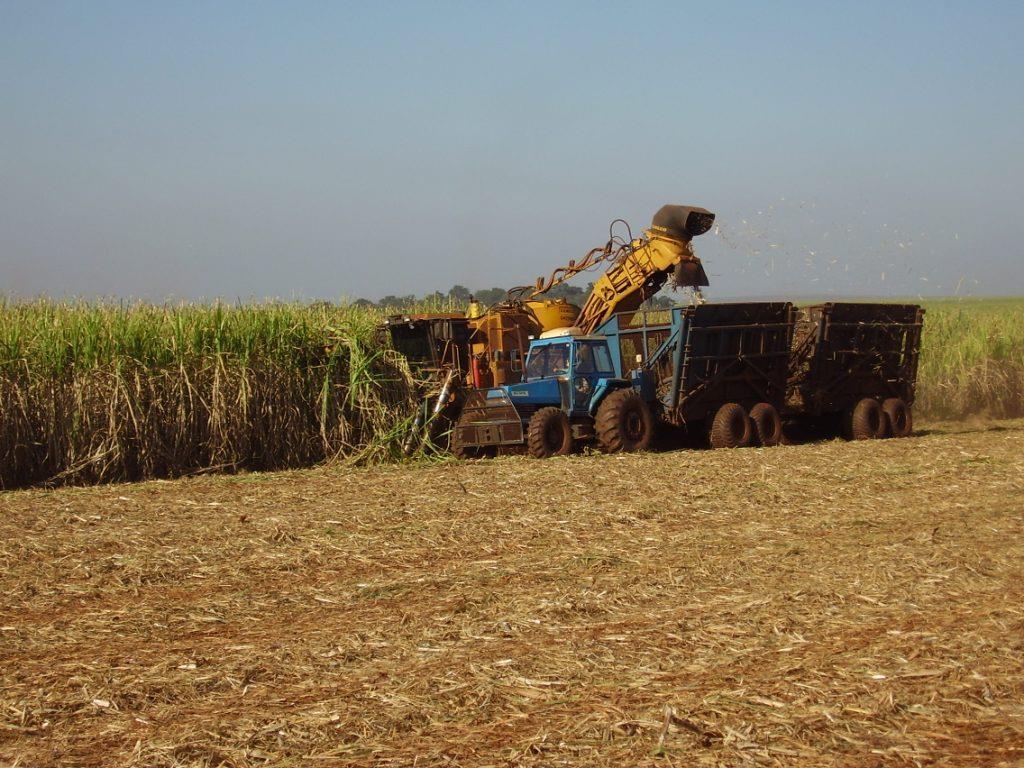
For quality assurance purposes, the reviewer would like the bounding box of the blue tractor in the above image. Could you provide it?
[451,302,797,458]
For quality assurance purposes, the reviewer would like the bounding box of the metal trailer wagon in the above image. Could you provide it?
[786,302,925,440]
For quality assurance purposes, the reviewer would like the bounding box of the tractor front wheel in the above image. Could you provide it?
[527,408,574,458]
[595,389,654,453]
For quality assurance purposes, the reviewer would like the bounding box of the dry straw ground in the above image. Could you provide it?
[2,420,1023,767]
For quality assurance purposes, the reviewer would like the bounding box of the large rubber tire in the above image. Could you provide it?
[527,407,573,458]
[882,397,913,438]
[709,403,752,449]
[845,398,885,440]
[595,389,654,453]
[749,402,783,447]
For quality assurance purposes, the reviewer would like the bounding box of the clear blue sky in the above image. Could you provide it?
[1,1,1021,301]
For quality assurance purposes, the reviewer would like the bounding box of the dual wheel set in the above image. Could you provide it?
[706,401,784,450]
[842,396,914,441]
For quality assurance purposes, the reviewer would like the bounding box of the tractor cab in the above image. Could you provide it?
[501,334,621,417]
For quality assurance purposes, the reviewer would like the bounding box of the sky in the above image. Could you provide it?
[1,1,1022,302]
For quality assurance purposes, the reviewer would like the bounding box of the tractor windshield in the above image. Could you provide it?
[574,341,614,375]
[525,342,570,380]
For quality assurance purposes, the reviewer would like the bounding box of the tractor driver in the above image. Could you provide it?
[550,344,569,376]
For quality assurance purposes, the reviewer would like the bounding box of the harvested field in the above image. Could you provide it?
[1,420,1023,767]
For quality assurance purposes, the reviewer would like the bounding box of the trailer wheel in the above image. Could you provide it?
[709,403,752,449]
[527,408,574,458]
[882,398,913,438]
[749,403,783,447]
[595,389,654,453]
[845,398,885,440]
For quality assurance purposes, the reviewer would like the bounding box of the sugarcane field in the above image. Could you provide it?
[3,4,1024,767]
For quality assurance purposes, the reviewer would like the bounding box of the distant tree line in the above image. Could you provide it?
[353,283,678,310]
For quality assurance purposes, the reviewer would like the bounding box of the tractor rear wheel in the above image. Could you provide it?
[709,403,752,449]
[595,389,654,453]
[749,402,783,447]
[845,397,885,440]
[527,407,574,458]
[882,397,913,438]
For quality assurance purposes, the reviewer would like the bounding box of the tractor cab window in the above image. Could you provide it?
[525,342,570,380]
[574,341,614,375]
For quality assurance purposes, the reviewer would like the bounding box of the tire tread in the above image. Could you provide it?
[527,407,573,458]
[595,389,654,453]
[709,403,752,449]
